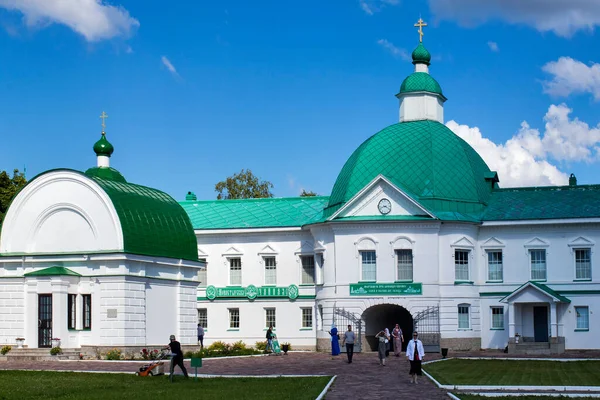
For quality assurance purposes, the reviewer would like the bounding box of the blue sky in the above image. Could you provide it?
[1,0,600,200]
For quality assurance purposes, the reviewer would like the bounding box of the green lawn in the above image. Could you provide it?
[0,371,331,400]
[424,359,600,386]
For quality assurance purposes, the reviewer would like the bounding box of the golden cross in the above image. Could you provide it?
[99,111,108,133]
[414,18,427,43]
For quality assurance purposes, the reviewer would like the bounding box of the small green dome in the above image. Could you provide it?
[399,72,443,96]
[93,133,114,157]
[84,167,127,183]
[412,43,431,65]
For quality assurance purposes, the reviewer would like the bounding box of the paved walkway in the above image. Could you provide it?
[0,352,449,399]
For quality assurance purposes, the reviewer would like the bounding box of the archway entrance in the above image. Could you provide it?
[362,304,413,352]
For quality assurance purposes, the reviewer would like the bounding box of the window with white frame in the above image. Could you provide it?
[229,257,242,285]
[491,306,504,329]
[458,304,470,329]
[229,308,240,329]
[575,249,591,280]
[265,307,276,328]
[360,250,377,281]
[264,256,277,285]
[487,251,503,282]
[575,306,589,330]
[301,255,315,285]
[455,250,470,281]
[301,307,313,328]
[530,249,547,281]
[198,308,208,329]
[396,250,413,281]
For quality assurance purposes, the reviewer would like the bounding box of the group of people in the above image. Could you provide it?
[329,323,425,384]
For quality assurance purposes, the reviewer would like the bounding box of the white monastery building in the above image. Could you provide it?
[1,27,599,354]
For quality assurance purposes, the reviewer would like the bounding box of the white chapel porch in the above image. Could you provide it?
[501,281,570,354]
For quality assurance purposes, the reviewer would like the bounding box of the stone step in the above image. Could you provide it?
[5,348,81,361]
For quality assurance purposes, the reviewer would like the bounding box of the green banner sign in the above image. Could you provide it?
[349,282,422,296]
[204,284,299,301]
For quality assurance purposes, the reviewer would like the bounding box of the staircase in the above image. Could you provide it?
[4,348,81,361]
[511,342,551,355]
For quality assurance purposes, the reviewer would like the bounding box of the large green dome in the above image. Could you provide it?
[399,72,443,96]
[324,120,495,219]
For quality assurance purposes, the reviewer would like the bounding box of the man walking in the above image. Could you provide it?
[163,334,189,382]
[342,325,355,363]
[197,323,204,349]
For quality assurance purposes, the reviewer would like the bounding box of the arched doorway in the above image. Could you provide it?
[362,304,413,351]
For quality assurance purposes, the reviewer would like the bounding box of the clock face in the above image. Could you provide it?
[378,198,392,215]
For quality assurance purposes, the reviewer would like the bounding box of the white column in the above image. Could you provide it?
[508,303,515,338]
[51,279,69,347]
[97,155,110,168]
[25,281,39,348]
[550,302,558,338]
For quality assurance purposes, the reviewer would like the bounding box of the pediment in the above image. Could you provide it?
[481,237,505,248]
[222,246,243,256]
[295,241,314,254]
[568,236,595,248]
[258,244,278,255]
[524,237,549,248]
[331,175,434,220]
[452,237,474,248]
[197,246,209,257]
[314,240,326,252]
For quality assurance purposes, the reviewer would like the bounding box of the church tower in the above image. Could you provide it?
[396,19,446,123]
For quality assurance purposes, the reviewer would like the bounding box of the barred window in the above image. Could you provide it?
[301,256,315,285]
[68,294,77,330]
[301,308,313,328]
[82,294,92,330]
[229,257,242,285]
[575,249,591,280]
[264,256,277,285]
[229,308,240,329]
[458,304,470,329]
[487,251,503,282]
[530,250,547,281]
[396,250,413,281]
[491,307,504,329]
[361,250,377,281]
[198,308,208,329]
[265,308,276,328]
[455,250,470,281]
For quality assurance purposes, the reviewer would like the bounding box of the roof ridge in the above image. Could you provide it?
[181,196,330,204]
[494,184,600,192]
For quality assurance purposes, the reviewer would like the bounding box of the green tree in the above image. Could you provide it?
[300,189,317,197]
[0,169,28,225]
[215,169,274,200]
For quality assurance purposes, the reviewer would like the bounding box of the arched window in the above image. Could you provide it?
[356,237,378,281]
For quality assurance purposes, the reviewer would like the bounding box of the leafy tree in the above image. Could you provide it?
[300,189,317,197]
[0,169,27,225]
[215,169,274,200]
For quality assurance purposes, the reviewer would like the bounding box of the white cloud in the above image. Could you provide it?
[428,0,600,37]
[359,0,399,15]
[377,39,410,61]
[161,56,178,77]
[487,41,499,52]
[542,57,600,100]
[447,104,600,187]
[0,0,139,41]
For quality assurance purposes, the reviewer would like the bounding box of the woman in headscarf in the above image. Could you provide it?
[328,323,340,356]
[384,327,391,357]
[375,328,390,366]
[392,323,404,357]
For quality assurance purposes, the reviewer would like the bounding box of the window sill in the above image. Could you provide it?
[454,281,474,285]
[530,279,547,282]
[394,280,413,283]
[227,329,240,331]
[299,284,315,287]
[574,279,592,282]
[486,280,503,283]
[263,284,277,287]
[358,281,376,283]
[299,327,313,331]
[225,285,243,288]
[457,328,472,331]
[490,328,505,331]
[68,328,90,332]
[575,329,589,332]
[263,328,277,331]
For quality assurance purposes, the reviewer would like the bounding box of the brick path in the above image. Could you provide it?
[0,352,449,399]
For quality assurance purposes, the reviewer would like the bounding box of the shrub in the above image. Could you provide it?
[255,341,267,351]
[105,348,122,360]
[140,348,160,360]
[50,347,62,356]
[231,341,247,351]
[207,341,231,353]
[1,345,11,355]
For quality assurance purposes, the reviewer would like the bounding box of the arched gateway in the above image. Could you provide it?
[362,304,413,352]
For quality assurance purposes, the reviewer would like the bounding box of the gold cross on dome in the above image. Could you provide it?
[99,111,108,133]
[414,18,427,43]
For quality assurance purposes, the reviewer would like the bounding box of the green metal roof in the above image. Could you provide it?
[84,167,127,183]
[399,72,443,96]
[501,281,571,303]
[180,196,329,230]
[483,185,600,221]
[24,266,81,277]
[325,120,494,219]
[412,43,431,65]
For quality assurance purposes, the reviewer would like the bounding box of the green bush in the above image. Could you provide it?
[231,341,247,351]
[1,345,11,355]
[50,347,62,356]
[105,348,122,360]
[183,342,262,359]
[255,341,267,351]
[207,341,230,353]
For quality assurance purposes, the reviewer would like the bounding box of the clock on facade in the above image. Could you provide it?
[378,198,392,215]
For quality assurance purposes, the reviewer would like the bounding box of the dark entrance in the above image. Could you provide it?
[38,294,53,348]
[533,306,549,342]
[362,304,413,351]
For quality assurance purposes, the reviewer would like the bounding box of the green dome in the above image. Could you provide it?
[85,167,127,183]
[325,120,495,218]
[399,72,443,96]
[93,133,114,157]
[412,43,431,65]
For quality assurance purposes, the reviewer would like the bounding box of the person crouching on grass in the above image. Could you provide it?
[406,331,425,384]
[163,334,189,382]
